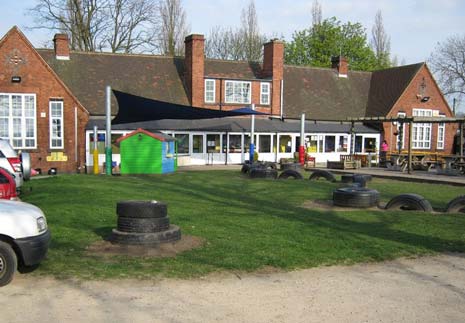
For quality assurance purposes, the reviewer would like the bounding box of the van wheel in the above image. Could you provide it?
[0,241,17,287]
[385,194,433,212]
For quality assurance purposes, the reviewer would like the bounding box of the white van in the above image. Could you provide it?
[0,139,31,190]
[0,200,50,286]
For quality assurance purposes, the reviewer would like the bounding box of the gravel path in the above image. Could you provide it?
[2,253,465,323]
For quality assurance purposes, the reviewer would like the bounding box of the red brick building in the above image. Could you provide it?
[0,26,456,171]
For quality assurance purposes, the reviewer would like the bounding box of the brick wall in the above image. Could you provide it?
[382,64,457,154]
[0,27,89,173]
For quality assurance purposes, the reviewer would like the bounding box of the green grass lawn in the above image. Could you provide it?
[21,170,465,280]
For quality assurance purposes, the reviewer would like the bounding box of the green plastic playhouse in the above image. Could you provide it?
[116,128,177,174]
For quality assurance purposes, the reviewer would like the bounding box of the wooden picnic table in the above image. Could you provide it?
[387,153,446,172]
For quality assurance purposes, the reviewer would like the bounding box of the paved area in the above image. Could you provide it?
[179,164,465,186]
[1,253,464,323]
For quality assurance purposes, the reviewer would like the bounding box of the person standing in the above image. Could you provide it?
[380,140,389,167]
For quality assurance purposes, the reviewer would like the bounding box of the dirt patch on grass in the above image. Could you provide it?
[85,235,204,258]
[302,199,384,211]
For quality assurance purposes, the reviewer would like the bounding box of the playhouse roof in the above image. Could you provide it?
[116,128,175,144]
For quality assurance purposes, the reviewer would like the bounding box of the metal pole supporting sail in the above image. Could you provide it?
[299,114,305,165]
[249,104,255,163]
[105,86,112,175]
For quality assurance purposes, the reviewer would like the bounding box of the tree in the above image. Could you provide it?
[205,0,266,61]
[239,0,265,61]
[29,0,157,53]
[429,34,465,113]
[370,10,391,69]
[156,0,190,56]
[285,17,377,71]
[311,0,322,26]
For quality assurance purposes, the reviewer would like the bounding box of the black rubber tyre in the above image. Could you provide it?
[241,164,251,174]
[352,174,372,187]
[265,162,278,170]
[309,170,336,182]
[249,168,278,179]
[110,225,181,245]
[333,187,380,208]
[385,194,433,212]
[0,241,17,287]
[117,216,170,233]
[116,200,167,218]
[445,195,465,214]
[278,169,303,180]
[281,163,301,171]
[341,174,355,183]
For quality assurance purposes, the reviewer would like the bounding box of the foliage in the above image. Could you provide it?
[21,172,465,280]
[285,17,377,71]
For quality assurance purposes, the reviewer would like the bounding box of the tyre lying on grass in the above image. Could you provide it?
[249,168,278,179]
[333,187,380,208]
[309,170,336,182]
[445,195,465,214]
[384,194,433,212]
[278,169,303,180]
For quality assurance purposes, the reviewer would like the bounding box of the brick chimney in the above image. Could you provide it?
[184,34,205,107]
[262,39,284,116]
[53,34,70,60]
[331,56,348,78]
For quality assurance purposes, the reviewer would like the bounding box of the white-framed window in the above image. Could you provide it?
[0,93,36,149]
[225,81,251,104]
[260,82,270,105]
[412,109,432,149]
[437,115,445,150]
[49,100,64,149]
[205,79,215,103]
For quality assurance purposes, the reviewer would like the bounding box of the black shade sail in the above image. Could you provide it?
[111,90,268,125]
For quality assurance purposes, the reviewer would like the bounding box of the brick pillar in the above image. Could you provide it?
[331,56,348,78]
[263,39,284,116]
[53,34,70,60]
[184,34,205,107]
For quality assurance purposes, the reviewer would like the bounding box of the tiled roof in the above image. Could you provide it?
[38,49,423,120]
[283,66,372,119]
[366,63,424,117]
[37,50,190,115]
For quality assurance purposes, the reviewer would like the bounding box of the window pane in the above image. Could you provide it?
[12,96,22,116]
[228,135,242,153]
[193,135,203,153]
[0,95,8,116]
[258,135,271,153]
[325,136,335,152]
[175,133,189,154]
[0,119,8,137]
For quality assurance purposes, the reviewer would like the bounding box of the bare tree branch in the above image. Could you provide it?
[430,34,465,112]
[155,0,190,56]
[370,10,391,69]
[28,0,157,53]
[311,0,322,26]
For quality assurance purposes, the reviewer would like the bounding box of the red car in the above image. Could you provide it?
[0,168,17,200]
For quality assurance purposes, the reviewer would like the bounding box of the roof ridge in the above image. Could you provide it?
[284,64,372,75]
[36,48,182,60]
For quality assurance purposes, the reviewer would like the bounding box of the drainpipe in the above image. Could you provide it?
[93,126,99,175]
[105,85,112,175]
[280,80,284,120]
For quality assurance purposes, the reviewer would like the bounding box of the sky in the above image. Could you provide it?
[2,0,463,64]
[0,0,464,110]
